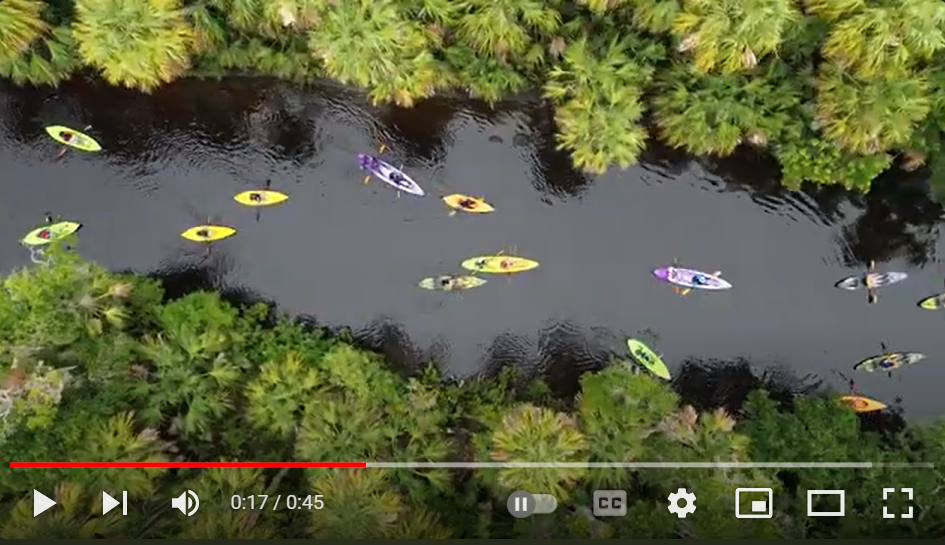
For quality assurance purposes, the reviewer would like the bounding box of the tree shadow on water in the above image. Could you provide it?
[8,77,326,168]
[686,145,943,268]
[143,255,267,311]
[350,317,430,377]
[518,102,594,200]
[674,356,819,414]
[832,166,943,267]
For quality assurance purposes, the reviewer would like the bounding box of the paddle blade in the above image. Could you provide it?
[363,175,370,185]
[681,289,691,296]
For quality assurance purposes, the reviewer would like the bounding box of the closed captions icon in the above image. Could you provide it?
[171,490,200,516]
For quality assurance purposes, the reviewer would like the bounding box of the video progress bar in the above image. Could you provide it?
[10,462,933,469]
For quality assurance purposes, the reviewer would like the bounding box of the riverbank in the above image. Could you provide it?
[0,241,940,538]
[3,0,945,200]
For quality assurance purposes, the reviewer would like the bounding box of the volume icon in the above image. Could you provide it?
[171,490,199,516]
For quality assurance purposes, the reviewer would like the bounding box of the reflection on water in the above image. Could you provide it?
[1,77,944,418]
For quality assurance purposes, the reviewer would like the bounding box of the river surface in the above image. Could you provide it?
[1,78,943,418]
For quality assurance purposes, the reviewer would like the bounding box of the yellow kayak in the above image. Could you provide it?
[838,395,886,413]
[45,125,101,152]
[181,225,236,242]
[21,221,81,246]
[443,194,494,213]
[234,190,288,207]
[461,256,539,274]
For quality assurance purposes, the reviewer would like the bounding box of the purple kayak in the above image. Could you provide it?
[653,266,732,290]
[357,154,424,196]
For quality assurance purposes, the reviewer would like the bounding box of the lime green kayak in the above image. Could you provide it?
[627,338,671,380]
[21,221,81,246]
[918,293,945,310]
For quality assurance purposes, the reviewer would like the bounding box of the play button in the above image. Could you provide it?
[33,490,56,517]
[102,492,120,515]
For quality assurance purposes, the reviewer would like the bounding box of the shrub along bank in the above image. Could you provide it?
[2,0,945,201]
[0,240,941,538]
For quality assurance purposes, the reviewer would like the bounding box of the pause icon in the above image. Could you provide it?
[507,490,535,518]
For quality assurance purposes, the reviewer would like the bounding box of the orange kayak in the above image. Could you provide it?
[839,395,886,413]
[443,194,494,213]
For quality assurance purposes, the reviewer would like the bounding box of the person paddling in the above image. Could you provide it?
[865,260,878,304]
[55,132,73,160]
[54,125,92,161]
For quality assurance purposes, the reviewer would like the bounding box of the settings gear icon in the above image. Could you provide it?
[667,488,697,518]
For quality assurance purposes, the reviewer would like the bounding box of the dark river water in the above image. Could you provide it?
[1,78,944,418]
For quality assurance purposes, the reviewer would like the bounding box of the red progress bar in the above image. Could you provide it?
[10,462,367,468]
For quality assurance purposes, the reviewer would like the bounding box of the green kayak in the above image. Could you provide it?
[627,338,671,380]
[21,221,81,246]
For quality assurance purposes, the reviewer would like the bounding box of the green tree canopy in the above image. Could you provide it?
[72,0,195,91]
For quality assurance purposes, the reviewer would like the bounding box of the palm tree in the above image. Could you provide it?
[814,63,931,155]
[74,412,171,497]
[245,351,323,437]
[577,0,636,14]
[806,0,945,79]
[577,367,680,489]
[543,37,653,173]
[305,0,445,106]
[623,0,683,33]
[774,134,892,191]
[672,0,800,73]
[307,470,403,539]
[443,45,526,103]
[0,0,48,64]
[137,333,241,437]
[0,26,81,86]
[487,404,588,499]
[652,63,803,155]
[453,0,561,64]
[72,0,195,92]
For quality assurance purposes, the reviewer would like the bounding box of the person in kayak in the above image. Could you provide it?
[196,228,211,239]
[458,198,478,210]
[248,192,263,203]
[55,132,74,160]
[358,155,377,170]
[864,260,878,304]
[388,171,410,189]
[691,274,708,286]
[36,213,57,239]
[438,276,461,290]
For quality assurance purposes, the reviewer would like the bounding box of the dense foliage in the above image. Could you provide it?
[0,239,941,538]
[2,0,945,197]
